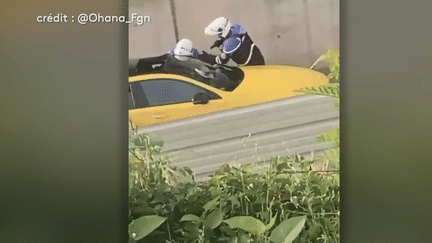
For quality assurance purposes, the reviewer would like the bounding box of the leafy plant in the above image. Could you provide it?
[294,48,340,242]
[297,83,339,99]
[224,216,267,235]
[310,48,340,82]
[303,48,340,108]
[270,216,306,243]
[128,125,202,242]
[128,146,339,242]
[299,48,340,172]
[129,215,167,242]
[207,154,340,243]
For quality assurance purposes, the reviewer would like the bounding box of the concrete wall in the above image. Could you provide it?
[129,0,339,67]
[129,0,176,58]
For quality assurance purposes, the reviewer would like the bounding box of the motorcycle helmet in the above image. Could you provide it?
[204,17,232,38]
[174,38,194,56]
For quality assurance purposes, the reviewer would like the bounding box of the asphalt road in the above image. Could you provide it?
[138,94,339,180]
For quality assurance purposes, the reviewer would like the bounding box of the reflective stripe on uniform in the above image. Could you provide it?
[215,55,222,64]
[241,43,256,66]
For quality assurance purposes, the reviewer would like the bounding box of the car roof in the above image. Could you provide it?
[129,57,245,91]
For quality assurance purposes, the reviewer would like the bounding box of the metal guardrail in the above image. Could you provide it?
[138,94,339,180]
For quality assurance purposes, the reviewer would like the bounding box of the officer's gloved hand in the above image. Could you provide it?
[198,51,217,65]
[210,39,224,49]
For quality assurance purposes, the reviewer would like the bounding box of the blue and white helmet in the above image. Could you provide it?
[204,17,232,38]
[174,39,194,56]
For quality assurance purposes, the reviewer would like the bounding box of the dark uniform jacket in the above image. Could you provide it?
[212,24,265,66]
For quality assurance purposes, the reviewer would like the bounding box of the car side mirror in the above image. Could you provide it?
[192,93,209,105]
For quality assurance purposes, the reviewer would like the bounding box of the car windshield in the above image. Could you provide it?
[210,66,245,91]
[132,56,245,91]
[169,65,245,91]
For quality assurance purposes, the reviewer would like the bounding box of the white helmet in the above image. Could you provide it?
[174,38,194,56]
[204,17,232,38]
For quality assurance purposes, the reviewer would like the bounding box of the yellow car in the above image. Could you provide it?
[129,65,328,128]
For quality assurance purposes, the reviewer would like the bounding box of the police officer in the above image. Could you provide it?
[203,17,265,67]
[167,39,201,58]
[163,39,235,90]
[164,39,217,80]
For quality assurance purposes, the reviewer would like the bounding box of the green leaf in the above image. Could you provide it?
[228,195,241,207]
[266,213,278,231]
[300,160,315,170]
[203,196,219,213]
[238,232,252,243]
[180,214,201,223]
[129,215,167,241]
[156,182,171,193]
[323,147,340,162]
[223,216,266,235]
[317,128,339,143]
[298,83,339,98]
[269,216,306,243]
[220,224,237,237]
[204,208,224,229]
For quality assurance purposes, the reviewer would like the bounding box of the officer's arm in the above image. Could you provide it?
[197,51,217,65]
[210,39,225,49]
[215,36,241,65]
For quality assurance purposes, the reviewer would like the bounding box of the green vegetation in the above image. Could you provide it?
[128,49,340,242]
[301,48,340,172]
[309,48,340,82]
[129,126,339,243]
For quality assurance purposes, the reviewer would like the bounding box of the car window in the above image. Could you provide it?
[128,85,135,109]
[129,79,220,109]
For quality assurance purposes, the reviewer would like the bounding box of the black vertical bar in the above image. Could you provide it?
[169,0,179,43]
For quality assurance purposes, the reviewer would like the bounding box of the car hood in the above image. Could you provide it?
[229,65,329,104]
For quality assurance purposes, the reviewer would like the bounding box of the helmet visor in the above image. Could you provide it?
[205,26,220,36]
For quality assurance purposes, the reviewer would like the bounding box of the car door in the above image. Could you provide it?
[129,78,226,127]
